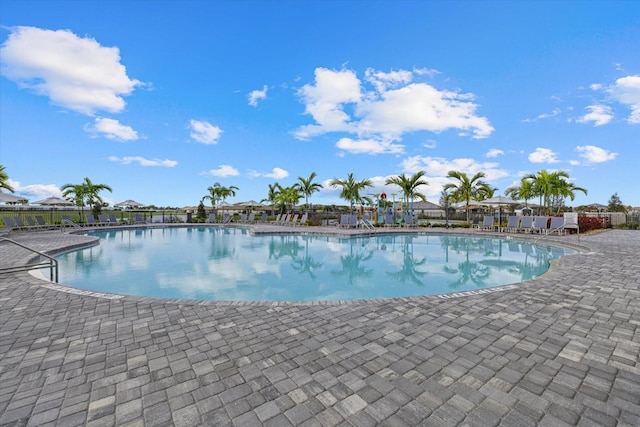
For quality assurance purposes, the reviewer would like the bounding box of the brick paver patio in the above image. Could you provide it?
[0,227,638,426]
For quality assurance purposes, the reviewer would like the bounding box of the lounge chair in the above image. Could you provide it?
[24,216,47,231]
[563,212,579,234]
[505,216,520,233]
[247,212,255,223]
[12,217,32,231]
[61,215,81,228]
[471,217,481,229]
[532,216,549,234]
[479,215,496,231]
[403,214,416,228]
[108,214,120,225]
[338,214,350,228]
[384,214,397,227]
[239,213,247,223]
[2,216,16,231]
[289,214,299,226]
[98,214,111,225]
[133,214,147,224]
[86,214,99,226]
[517,216,534,233]
[547,216,565,235]
[295,213,307,226]
[221,213,231,224]
[260,213,267,223]
[35,216,53,230]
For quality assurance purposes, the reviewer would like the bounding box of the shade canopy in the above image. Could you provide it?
[480,196,519,206]
[114,199,145,208]
[0,191,28,204]
[34,196,73,206]
[236,200,265,208]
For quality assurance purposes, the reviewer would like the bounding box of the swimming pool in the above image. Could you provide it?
[55,227,578,302]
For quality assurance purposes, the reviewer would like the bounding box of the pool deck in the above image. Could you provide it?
[0,226,638,426]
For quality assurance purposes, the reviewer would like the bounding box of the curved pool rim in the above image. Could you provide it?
[37,224,587,306]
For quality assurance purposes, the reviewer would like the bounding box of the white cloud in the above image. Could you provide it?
[400,155,509,181]
[108,156,177,167]
[294,68,362,139]
[85,118,139,141]
[575,145,617,164]
[188,119,223,144]
[8,180,62,199]
[335,137,404,155]
[293,67,494,145]
[248,167,289,179]
[201,165,240,177]
[577,104,614,126]
[608,75,640,124]
[486,149,504,158]
[364,68,413,93]
[422,139,437,149]
[523,108,563,122]
[0,26,141,115]
[248,85,268,107]
[528,148,560,164]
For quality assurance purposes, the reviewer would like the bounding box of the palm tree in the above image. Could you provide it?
[385,171,429,216]
[261,183,281,214]
[61,183,86,208]
[61,177,112,219]
[274,185,301,214]
[443,171,493,222]
[0,165,14,193]
[551,179,587,213]
[203,183,223,210]
[523,170,586,214]
[81,177,112,214]
[297,172,323,212]
[328,173,373,215]
[203,183,239,216]
[505,177,535,209]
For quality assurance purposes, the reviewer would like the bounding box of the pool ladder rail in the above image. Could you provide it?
[0,237,59,282]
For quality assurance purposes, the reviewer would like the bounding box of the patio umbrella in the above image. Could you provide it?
[0,191,28,204]
[34,196,73,206]
[34,196,74,224]
[236,200,265,210]
[480,196,519,206]
[480,196,519,228]
[114,199,145,208]
[114,200,146,223]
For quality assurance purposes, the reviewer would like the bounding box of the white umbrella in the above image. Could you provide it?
[34,196,73,206]
[0,191,28,204]
[236,200,266,209]
[114,199,145,208]
[480,196,519,206]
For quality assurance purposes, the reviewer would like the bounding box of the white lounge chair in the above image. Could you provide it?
[295,213,307,226]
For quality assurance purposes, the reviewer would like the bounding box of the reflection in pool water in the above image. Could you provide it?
[56,227,578,302]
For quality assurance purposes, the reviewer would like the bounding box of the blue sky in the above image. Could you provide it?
[1,1,639,208]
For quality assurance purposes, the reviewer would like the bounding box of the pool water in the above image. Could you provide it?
[55,227,578,302]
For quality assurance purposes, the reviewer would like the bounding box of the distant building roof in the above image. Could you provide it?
[412,201,443,210]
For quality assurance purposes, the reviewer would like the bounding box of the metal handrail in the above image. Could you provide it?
[0,238,58,282]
